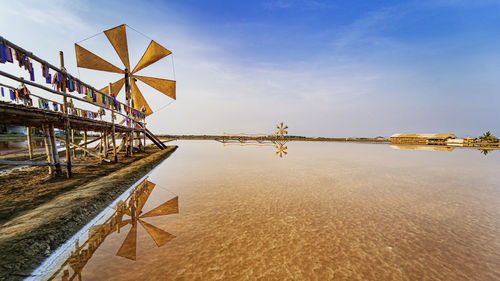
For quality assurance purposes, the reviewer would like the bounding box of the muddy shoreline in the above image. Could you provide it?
[0,145,177,281]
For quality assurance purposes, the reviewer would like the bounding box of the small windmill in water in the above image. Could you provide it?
[75,24,175,116]
[274,122,288,157]
[275,122,288,139]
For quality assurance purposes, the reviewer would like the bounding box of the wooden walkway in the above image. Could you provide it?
[0,101,135,133]
[0,36,167,178]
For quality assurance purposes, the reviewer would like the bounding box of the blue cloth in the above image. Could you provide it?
[30,63,35,81]
[0,44,6,63]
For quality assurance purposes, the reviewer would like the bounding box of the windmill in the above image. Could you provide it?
[74,24,175,116]
[275,122,288,139]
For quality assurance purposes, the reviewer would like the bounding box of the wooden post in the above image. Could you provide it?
[42,125,54,175]
[49,124,62,176]
[26,127,33,160]
[60,51,71,178]
[109,83,118,163]
[104,130,108,158]
[99,132,103,154]
[137,131,142,151]
[71,129,75,158]
[130,128,134,156]
[83,130,87,157]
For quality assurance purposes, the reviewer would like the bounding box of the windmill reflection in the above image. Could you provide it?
[274,140,288,158]
[50,179,178,281]
[478,149,492,156]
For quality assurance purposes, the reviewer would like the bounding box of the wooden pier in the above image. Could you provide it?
[0,36,168,179]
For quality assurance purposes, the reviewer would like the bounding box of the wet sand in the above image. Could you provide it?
[0,145,177,280]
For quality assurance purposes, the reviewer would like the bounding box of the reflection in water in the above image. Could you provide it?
[39,141,500,280]
[48,179,179,280]
[274,140,288,158]
[390,144,455,152]
[0,139,45,153]
[217,139,290,158]
[479,149,492,156]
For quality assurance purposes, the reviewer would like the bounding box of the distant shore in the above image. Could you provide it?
[158,135,500,148]
[158,134,389,143]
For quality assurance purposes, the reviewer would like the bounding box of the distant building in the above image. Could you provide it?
[390,133,456,145]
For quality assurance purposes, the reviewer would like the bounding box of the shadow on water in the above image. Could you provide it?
[46,179,179,281]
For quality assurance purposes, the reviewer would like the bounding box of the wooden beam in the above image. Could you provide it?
[42,125,54,175]
[79,135,102,147]
[26,127,33,160]
[71,129,76,158]
[104,130,108,158]
[110,83,118,163]
[60,51,72,178]
[56,137,112,162]
[49,124,62,176]
[83,130,88,157]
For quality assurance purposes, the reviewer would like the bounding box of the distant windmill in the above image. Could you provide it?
[275,122,288,139]
[75,24,175,116]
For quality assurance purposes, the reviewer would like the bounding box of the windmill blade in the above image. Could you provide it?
[75,43,124,74]
[104,24,130,70]
[136,181,156,214]
[139,219,176,247]
[140,196,178,218]
[133,75,176,100]
[130,78,153,116]
[99,78,125,96]
[131,40,172,74]
[116,223,138,261]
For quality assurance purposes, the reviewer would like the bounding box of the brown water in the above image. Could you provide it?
[41,141,500,280]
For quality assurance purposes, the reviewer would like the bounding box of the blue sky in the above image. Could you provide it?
[1,0,499,137]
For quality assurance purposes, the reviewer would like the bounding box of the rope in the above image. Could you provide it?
[171,54,176,80]
[154,99,175,114]
[125,24,155,41]
[75,30,103,44]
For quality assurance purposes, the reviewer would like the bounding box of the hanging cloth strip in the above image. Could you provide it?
[0,43,6,63]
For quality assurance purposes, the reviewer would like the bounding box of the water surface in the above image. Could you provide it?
[40,141,500,280]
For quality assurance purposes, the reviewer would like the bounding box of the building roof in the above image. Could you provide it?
[390,133,456,139]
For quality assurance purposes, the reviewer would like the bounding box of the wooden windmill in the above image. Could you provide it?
[75,24,175,116]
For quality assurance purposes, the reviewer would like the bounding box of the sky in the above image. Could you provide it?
[0,0,499,137]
